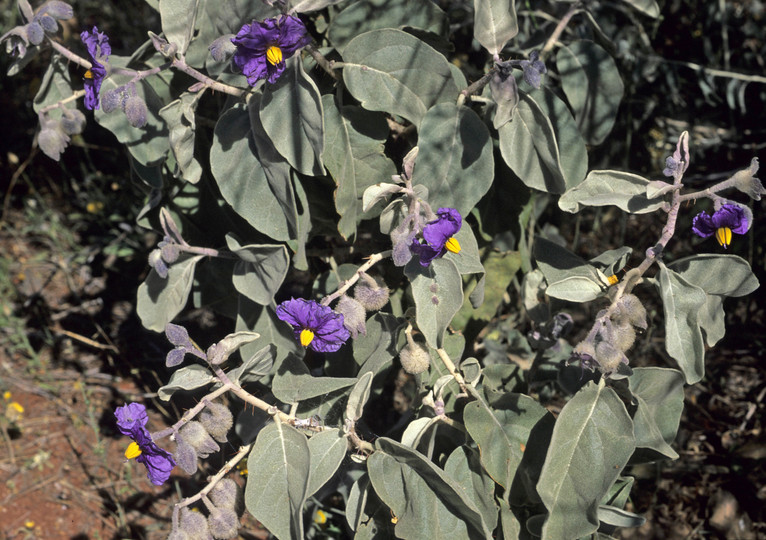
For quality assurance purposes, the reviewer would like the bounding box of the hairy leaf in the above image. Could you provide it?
[473,0,518,55]
[137,255,203,332]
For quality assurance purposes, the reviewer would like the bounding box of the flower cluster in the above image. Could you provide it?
[410,208,462,267]
[276,298,350,352]
[115,402,175,485]
[80,26,111,110]
[691,203,749,249]
[231,15,311,85]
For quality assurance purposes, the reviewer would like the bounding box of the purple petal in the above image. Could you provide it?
[422,208,462,248]
[277,15,311,56]
[410,239,442,267]
[691,212,716,238]
[115,402,148,436]
[712,204,749,234]
[136,440,176,485]
[276,298,350,352]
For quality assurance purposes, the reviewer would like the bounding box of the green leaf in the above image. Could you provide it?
[227,344,275,384]
[368,438,492,539]
[137,255,203,332]
[322,95,396,240]
[341,29,460,128]
[473,0,518,55]
[411,103,494,216]
[534,237,609,302]
[345,371,374,423]
[545,276,605,303]
[157,364,215,401]
[94,55,170,166]
[538,381,635,539]
[307,428,348,496]
[620,0,660,17]
[33,56,72,118]
[245,422,310,540]
[289,0,344,13]
[597,505,646,528]
[697,295,726,347]
[463,394,549,490]
[159,0,197,53]
[226,235,290,306]
[498,93,566,193]
[556,41,624,145]
[405,258,464,348]
[668,254,759,297]
[657,264,707,384]
[260,59,324,176]
[159,92,203,183]
[328,0,448,53]
[444,446,499,531]
[559,170,667,214]
[455,250,521,328]
[210,104,292,241]
[346,473,371,531]
[272,354,358,403]
[628,368,685,459]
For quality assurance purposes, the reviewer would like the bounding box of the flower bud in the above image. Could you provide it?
[199,401,233,443]
[36,14,58,33]
[167,531,190,540]
[207,507,239,539]
[610,322,636,353]
[38,1,74,20]
[100,87,125,114]
[26,22,44,45]
[335,295,366,338]
[179,508,209,540]
[148,248,169,278]
[179,421,219,458]
[595,342,624,373]
[38,119,69,161]
[174,434,199,474]
[60,108,86,135]
[614,294,647,330]
[209,34,237,62]
[124,95,148,128]
[160,242,180,263]
[399,340,430,375]
[354,274,390,311]
[210,478,242,514]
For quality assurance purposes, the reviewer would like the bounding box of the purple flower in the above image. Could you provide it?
[80,26,111,110]
[231,15,311,85]
[691,203,749,248]
[276,298,350,352]
[410,208,462,267]
[115,403,175,485]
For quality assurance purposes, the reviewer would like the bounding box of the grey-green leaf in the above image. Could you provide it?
[405,258,464,348]
[137,255,203,332]
[345,371,374,423]
[159,0,197,53]
[444,446,498,531]
[621,0,660,18]
[368,438,492,539]
[322,95,396,240]
[411,102,494,215]
[556,41,624,145]
[245,422,310,540]
[159,92,203,183]
[628,367,685,459]
[307,428,348,496]
[272,354,358,403]
[157,364,215,401]
[657,264,707,384]
[227,344,274,384]
[341,29,459,128]
[668,254,759,297]
[328,0,448,53]
[260,59,324,176]
[538,381,635,539]
[559,170,667,214]
[226,235,290,306]
[473,0,518,55]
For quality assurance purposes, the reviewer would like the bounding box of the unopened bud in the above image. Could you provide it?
[124,95,148,128]
[179,507,209,540]
[354,274,390,311]
[210,478,242,514]
[207,507,239,539]
[160,242,180,263]
[148,248,169,278]
[614,294,647,330]
[26,22,44,45]
[595,342,624,373]
[38,1,74,20]
[199,401,233,443]
[60,108,86,135]
[38,119,69,161]
[179,421,219,458]
[209,34,237,62]
[610,322,636,353]
[101,87,125,114]
[399,339,430,375]
[36,14,58,33]
[174,434,199,474]
[336,295,366,338]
